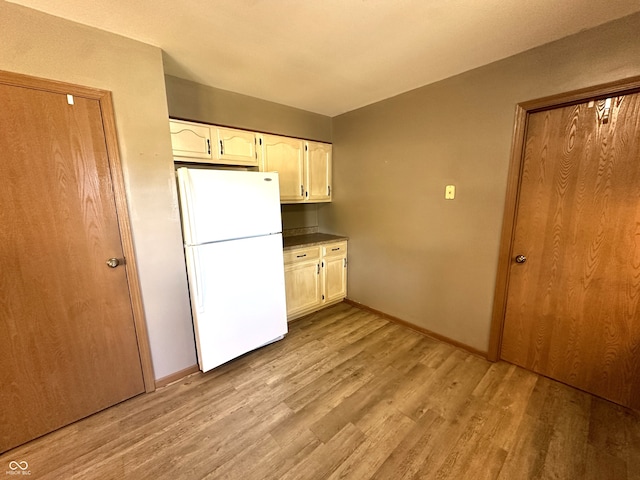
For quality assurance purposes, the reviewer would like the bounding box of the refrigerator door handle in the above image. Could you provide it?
[191,248,205,313]
[177,168,198,244]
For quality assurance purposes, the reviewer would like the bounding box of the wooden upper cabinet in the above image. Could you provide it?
[169,120,212,160]
[305,141,332,202]
[168,120,332,203]
[213,126,259,166]
[260,134,305,203]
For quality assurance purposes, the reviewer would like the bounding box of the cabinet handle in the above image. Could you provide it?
[206,139,211,155]
[317,264,320,274]
[296,254,307,258]
[219,140,224,155]
[300,185,304,197]
[331,247,340,251]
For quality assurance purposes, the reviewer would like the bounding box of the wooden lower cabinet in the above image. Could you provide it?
[322,242,347,304]
[283,246,322,319]
[284,241,347,321]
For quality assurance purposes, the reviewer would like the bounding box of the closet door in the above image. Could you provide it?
[0,79,145,453]
[500,93,640,409]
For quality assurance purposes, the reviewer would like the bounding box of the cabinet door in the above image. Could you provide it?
[261,134,305,203]
[284,259,321,318]
[305,141,332,202]
[169,120,212,160]
[322,242,347,304]
[214,127,258,166]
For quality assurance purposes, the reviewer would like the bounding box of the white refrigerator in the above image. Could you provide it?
[176,167,288,372]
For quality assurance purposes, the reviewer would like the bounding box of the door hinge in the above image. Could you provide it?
[322,294,325,300]
[328,185,331,196]
[300,185,304,197]
[344,258,347,267]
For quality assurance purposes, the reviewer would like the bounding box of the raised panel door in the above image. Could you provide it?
[284,259,321,318]
[306,141,332,202]
[323,254,347,304]
[169,120,212,160]
[214,126,258,166]
[261,134,305,203]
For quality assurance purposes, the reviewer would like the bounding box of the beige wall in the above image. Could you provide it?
[321,13,640,352]
[0,2,196,379]
[165,75,332,142]
[281,204,319,231]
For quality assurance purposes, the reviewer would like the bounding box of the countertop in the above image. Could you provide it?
[282,233,348,250]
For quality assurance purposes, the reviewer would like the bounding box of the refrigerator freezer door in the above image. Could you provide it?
[184,233,288,372]
[177,168,282,245]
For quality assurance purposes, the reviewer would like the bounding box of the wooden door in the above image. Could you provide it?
[0,81,145,452]
[500,91,640,409]
[261,134,305,203]
[305,141,332,202]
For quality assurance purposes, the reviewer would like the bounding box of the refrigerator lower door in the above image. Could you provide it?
[184,233,288,372]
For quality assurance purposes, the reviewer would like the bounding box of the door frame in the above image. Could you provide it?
[0,70,156,392]
[488,75,640,362]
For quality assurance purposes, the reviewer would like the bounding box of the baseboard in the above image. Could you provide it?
[154,364,200,389]
[344,298,488,359]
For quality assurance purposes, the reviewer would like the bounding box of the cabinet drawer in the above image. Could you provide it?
[322,242,347,257]
[284,246,321,264]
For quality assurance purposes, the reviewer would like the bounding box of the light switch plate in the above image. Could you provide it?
[445,185,456,200]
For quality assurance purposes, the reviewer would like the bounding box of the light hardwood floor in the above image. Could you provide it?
[2,303,639,479]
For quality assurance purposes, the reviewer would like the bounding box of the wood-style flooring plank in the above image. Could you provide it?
[1,302,639,479]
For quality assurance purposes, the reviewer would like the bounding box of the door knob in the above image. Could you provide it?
[515,255,527,264]
[106,258,120,268]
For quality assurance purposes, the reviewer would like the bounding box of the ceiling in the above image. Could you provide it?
[8,0,640,116]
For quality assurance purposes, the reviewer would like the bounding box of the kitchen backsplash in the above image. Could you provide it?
[282,226,318,237]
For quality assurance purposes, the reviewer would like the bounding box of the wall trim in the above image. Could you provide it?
[487,75,640,361]
[155,364,200,389]
[0,69,156,392]
[344,299,487,359]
